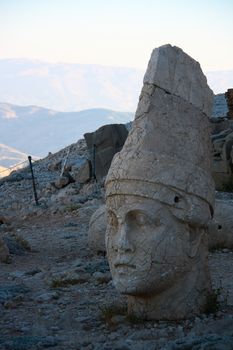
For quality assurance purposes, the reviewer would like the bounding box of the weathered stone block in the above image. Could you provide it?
[84,124,128,181]
[72,160,91,184]
[143,44,213,116]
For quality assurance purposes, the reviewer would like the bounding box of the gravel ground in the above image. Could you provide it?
[0,139,232,350]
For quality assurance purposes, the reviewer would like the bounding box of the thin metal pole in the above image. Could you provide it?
[93,144,97,181]
[60,147,70,178]
[28,156,39,205]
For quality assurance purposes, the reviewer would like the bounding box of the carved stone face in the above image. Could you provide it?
[106,194,199,296]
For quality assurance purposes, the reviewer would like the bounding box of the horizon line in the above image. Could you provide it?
[0,57,233,73]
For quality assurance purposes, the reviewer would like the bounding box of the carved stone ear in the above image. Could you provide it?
[188,226,204,258]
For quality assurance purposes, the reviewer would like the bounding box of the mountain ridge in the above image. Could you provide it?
[0,59,143,112]
[0,58,232,113]
[0,102,133,162]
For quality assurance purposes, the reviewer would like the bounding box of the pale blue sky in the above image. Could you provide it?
[0,0,232,71]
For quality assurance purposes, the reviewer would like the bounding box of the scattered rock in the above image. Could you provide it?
[35,292,59,303]
[54,174,74,189]
[48,160,62,171]
[0,236,10,262]
[0,284,29,304]
[165,334,233,350]
[72,159,91,184]
[0,335,58,350]
[3,235,29,255]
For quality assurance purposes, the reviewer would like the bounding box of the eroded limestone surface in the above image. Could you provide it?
[105,44,214,320]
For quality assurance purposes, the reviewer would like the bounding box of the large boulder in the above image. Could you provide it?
[71,160,91,184]
[84,124,128,181]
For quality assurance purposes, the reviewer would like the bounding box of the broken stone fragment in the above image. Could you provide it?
[143,44,213,116]
[72,160,91,184]
[54,173,74,189]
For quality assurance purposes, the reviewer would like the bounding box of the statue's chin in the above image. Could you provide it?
[113,276,158,297]
[112,270,188,297]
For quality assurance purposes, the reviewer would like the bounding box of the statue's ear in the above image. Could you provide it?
[188,226,204,258]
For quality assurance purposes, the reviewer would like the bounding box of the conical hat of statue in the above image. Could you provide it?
[105,45,215,223]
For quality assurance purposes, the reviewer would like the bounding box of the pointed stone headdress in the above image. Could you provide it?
[105,45,214,224]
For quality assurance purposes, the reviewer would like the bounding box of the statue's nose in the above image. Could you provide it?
[116,223,134,253]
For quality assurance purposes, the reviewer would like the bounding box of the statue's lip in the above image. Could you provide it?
[114,263,136,269]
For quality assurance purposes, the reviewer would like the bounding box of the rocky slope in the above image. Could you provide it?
[0,137,232,349]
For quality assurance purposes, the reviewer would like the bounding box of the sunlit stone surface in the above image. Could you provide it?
[105,44,214,320]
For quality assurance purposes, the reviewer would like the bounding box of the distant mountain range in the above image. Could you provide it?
[0,59,143,112]
[0,58,232,170]
[0,102,133,166]
[0,59,232,112]
[0,94,228,170]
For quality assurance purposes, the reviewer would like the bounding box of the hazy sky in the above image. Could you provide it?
[0,0,233,71]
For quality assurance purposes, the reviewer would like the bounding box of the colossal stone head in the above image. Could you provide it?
[105,45,214,320]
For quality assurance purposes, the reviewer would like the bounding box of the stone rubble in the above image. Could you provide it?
[0,97,232,348]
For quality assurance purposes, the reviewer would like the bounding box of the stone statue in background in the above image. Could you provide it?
[105,44,215,320]
[208,199,233,250]
[88,204,106,254]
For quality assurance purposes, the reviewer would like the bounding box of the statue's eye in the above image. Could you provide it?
[127,211,151,227]
[108,211,118,228]
[135,212,149,225]
[127,210,161,228]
